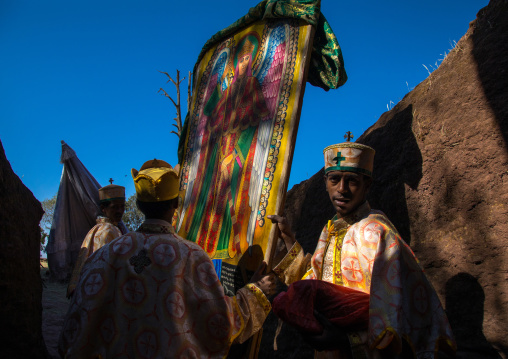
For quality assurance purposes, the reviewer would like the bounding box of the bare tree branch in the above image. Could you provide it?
[159,91,177,108]
[158,88,177,108]
[159,69,192,139]
[175,70,181,136]
[158,70,186,86]
[158,70,175,85]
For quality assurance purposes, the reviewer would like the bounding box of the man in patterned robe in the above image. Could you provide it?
[59,159,275,359]
[269,141,456,358]
[67,183,127,297]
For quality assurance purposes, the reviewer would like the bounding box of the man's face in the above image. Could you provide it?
[101,199,126,224]
[324,171,371,218]
[238,54,250,76]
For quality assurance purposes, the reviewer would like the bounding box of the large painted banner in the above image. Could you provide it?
[177,17,313,294]
[176,0,347,301]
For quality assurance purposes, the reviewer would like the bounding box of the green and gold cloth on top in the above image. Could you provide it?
[180,0,348,163]
[195,0,347,91]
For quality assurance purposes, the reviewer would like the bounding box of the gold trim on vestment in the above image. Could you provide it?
[245,283,271,315]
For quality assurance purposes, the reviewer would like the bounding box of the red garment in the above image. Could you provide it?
[272,280,370,334]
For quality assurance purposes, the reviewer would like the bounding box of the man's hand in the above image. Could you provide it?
[250,261,277,297]
[267,214,296,251]
[300,311,349,352]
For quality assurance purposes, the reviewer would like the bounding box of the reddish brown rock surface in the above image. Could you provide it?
[261,0,508,358]
[0,140,48,358]
[361,1,508,356]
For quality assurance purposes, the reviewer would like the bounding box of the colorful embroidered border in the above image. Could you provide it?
[273,241,301,281]
[323,142,374,152]
[245,283,271,315]
[301,268,315,280]
[136,223,175,235]
[256,20,299,227]
[332,228,348,286]
[228,296,246,346]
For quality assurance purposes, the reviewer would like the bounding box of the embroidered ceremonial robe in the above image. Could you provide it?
[274,202,455,359]
[59,219,271,359]
[67,217,123,297]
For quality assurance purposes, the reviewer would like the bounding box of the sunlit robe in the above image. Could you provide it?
[273,202,455,359]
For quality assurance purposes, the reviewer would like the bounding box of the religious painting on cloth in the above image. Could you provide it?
[176,0,347,298]
[177,19,312,294]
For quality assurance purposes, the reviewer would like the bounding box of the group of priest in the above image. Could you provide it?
[59,140,456,359]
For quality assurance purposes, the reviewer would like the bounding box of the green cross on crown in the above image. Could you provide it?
[333,152,345,165]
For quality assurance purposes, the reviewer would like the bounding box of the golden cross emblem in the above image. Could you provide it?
[344,131,354,142]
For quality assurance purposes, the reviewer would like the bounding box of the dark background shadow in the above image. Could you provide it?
[469,1,508,356]
[446,273,502,359]
[472,1,508,148]
[285,167,335,255]
[359,104,422,245]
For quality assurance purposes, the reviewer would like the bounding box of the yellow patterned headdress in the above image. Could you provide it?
[99,184,125,203]
[131,159,180,202]
[323,142,375,177]
[237,39,255,60]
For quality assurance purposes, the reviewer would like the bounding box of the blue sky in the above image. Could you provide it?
[0,0,488,202]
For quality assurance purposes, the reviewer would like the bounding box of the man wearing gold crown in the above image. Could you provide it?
[67,183,127,297]
[268,141,456,358]
[59,159,276,359]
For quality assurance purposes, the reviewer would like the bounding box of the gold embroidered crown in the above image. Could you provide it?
[131,159,180,202]
[237,39,255,60]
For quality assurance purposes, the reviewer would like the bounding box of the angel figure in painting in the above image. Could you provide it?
[180,28,287,260]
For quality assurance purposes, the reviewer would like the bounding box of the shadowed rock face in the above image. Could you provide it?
[0,140,48,358]
[260,1,508,358]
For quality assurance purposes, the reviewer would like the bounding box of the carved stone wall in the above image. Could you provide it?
[0,140,48,358]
